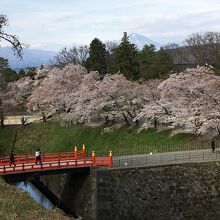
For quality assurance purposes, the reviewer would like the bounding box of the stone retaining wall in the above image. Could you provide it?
[96,162,220,220]
[43,161,220,219]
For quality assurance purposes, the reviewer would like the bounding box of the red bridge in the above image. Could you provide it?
[0,145,113,176]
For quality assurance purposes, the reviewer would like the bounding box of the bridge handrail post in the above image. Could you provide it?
[58,158,60,167]
[109,151,113,166]
[3,165,5,173]
[74,146,78,160]
[82,144,86,157]
[92,151,96,166]
[22,163,24,171]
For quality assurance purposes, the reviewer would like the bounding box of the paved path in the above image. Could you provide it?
[113,148,220,169]
[4,115,42,125]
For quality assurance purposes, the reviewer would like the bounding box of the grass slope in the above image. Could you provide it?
[0,178,72,220]
[0,121,208,157]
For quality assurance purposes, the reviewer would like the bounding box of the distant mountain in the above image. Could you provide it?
[0,47,57,70]
[128,33,161,49]
[0,33,160,70]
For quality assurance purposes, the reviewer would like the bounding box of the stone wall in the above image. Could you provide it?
[96,162,220,220]
[42,162,220,219]
[61,172,97,220]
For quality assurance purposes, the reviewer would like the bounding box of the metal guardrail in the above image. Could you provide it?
[113,150,220,168]
[87,143,219,157]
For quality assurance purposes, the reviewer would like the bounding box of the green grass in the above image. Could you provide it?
[0,121,209,157]
[0,178,72,220]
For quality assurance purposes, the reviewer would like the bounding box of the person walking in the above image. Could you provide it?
[35,148,42,164]
[211,138,216,153]
[9,150,16,166]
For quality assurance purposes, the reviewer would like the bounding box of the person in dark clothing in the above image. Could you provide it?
[211,138,216,153]
[9,150,16,166]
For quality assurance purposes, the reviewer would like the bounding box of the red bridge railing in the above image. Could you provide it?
[0,145,113,175]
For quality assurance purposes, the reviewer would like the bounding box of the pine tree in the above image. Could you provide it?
[155,48,173,78]
[86,38,107,78]
[0,57,18,90]
[18,68,25,79]
[213,55,220,74]
[139,45,172,80]
[25,67,37,80]
[115,32,140,80]
[139,44,156,79]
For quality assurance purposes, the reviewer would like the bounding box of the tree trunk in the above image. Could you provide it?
[42,113,47,122]
[21,117,27,128]
[122,113,130,126]
[0,113,5,128]
[135,119,139,127]
[154,118,158,128]
[43,116,46,122]
[126,111,139,127]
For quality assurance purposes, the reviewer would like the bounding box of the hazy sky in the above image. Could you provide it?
[1,0,220,51]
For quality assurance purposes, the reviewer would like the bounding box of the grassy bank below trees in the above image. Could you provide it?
[0,121,210,157]
[0,178,72,220]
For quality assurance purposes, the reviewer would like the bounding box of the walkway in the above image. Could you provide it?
[4,115,42,125]
[0,150,112,175]
[113,148,220,168]
[1,148,219,175]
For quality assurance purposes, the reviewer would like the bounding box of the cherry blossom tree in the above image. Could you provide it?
[137,66,220,136]
[27,64,150,126]
[5,63,161,127]
[27,64,88,120]
[1,77,35,127]
[6,62,220,136]
[60,72,159,126]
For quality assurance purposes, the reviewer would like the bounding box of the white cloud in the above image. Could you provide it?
[1,0,220,50]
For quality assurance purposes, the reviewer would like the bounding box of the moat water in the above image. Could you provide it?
[16,181,54,209]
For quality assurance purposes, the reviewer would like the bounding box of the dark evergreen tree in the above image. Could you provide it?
[0,57,18,90]
[213,55,220,74]
[18,68,25,78]
[106,49,118,74]
[139,45,172,80]
[154,48,173,78]
[139,44,156,79]
[86,38,107,78]
[115,32,140,80]
[0,57,9,69]
[25,66,37,80]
